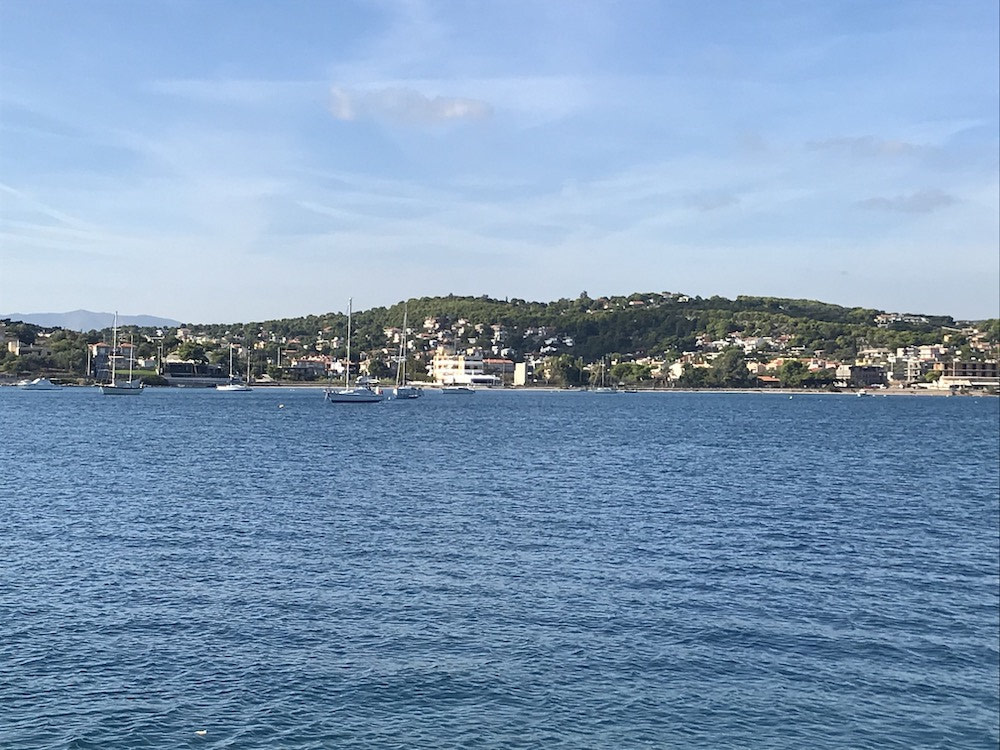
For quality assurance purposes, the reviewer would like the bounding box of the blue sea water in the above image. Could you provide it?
[1,387,997,749]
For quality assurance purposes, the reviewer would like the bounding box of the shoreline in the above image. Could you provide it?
[249,383,991,397]
[2,379,993,397]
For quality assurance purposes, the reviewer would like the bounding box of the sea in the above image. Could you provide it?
[1,386,997,749]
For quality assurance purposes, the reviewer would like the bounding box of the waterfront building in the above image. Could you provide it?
[286,355,331,380]
[836,364,888,388]
[161,359,227,386]
[931,360,1000,390]
[430,347,500,385]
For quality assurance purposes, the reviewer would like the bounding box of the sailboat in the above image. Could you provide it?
[392,302,422,400]
[217,343,252,392]
[592,356,618,393]
[325,298,384,403]
[101,314,143,395]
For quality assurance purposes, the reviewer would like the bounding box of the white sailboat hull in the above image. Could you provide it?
[325,387,384,403]
[101,381,143,395]
[392,386,422,399]
[217,382,252,392]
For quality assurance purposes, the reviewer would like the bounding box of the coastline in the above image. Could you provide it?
[249,383,986,397]
[2,378,991,396]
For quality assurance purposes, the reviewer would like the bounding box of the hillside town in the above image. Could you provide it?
[2,298,997,392]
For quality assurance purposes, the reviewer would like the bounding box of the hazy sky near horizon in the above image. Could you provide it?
[1,0,998,323]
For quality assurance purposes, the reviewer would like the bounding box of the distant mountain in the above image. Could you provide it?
[0,310,181,331]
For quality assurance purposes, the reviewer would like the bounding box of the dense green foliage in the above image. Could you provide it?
[2,291,987,382]
[185,292,956,364]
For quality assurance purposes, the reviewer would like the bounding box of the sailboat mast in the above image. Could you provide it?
[396,302,408,387]
[345,297,352,388]
[110,312,118,383]
[128,333,134,383]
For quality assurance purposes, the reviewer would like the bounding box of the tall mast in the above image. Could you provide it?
[396,302,408,387]
[345,297,352,388]
[128,333,134,383]
[110,312,118,383]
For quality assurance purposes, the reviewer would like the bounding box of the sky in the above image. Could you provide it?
[1,0,998,323]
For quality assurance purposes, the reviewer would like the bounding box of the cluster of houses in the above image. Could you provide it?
[3,313,998,391]
[196,314,998,391]
[623,326,998,390]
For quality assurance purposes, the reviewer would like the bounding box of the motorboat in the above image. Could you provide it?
[20,377,62,390]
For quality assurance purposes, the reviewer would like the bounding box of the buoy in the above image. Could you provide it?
[195,730,207,736]
[278,403,285,409]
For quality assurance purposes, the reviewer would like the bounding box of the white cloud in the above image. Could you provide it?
[329,85,492,124]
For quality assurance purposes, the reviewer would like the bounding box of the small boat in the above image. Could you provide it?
[216,382,251,392]
[442,385,474,394]
[217,344,252,392]
[856,389,870,397]
[101,380,143,395]
[325,298,385,404]
[101,315,143,396]
[20,377,62,390]
[326,376,384,403]
[392,301,422,400]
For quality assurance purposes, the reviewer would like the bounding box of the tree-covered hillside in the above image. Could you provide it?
[189,291,956,363]
[2,290,989,380]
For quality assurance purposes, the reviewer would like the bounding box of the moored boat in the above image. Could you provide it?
[392,301,422,400]
[217,344,252,392]
[325,298,384,404]
[101,315,143,396]
[20,377,62,390]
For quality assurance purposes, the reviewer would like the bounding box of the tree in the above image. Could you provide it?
[175,342,207,363]
[366,358,392,379]
[610,361,651,384]
[779,359,808,387]
[678,364,711,388]
[710,347,752,387]
[546,354,585,386]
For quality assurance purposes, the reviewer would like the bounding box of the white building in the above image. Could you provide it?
[429,347,500,385]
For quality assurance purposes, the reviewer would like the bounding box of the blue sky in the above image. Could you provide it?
[1,0,997,323]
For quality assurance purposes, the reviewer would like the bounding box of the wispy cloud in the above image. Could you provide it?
[808,136,924,158]
[329,85,492,124]
[856,189,957,213]
[0,182,97,230]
